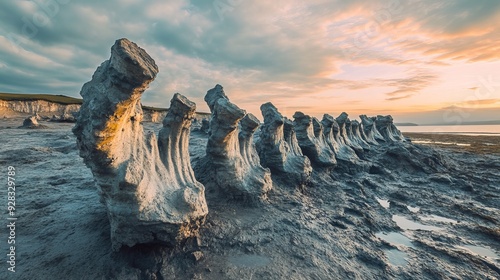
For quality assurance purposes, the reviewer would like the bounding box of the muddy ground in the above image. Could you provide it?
[404,132,500,155]
[0,118,498,280]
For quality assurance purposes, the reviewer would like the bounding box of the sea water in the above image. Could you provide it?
[399,124,500,136]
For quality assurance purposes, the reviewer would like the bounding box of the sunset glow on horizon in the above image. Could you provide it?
[1,0,499,124]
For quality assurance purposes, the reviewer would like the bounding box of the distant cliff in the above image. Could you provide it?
[0,93,210,122]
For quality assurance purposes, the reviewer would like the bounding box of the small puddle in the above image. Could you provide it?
[458,245,499,260]
[392,215,441,231]
[376,197,390,209]
[228,254,271,268]
[376,232,414,248]
[420,215,457,224]
[385,249,409,266]
[407,206,420,213]
[376,232,414,268]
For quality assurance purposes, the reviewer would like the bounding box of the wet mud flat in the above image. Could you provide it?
[404,132,500,154]
[0,119,498,279]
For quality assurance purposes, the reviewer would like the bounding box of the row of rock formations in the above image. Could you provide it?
[74,39,406,251]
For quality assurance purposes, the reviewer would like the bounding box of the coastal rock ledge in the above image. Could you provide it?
[73,38,208,251]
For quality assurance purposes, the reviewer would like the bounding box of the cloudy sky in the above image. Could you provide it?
[1,0,500,123]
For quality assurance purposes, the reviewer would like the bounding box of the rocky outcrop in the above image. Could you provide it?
[18,115,48,129]
[321,114,359,163]
[375,115,404,142]
[336,112,363,155]
[351,120,371,150]
[293,112,336,167]
[258,102,312,185]
[359,115,381,145]
[72,38,207,251]
[204,85,272,201]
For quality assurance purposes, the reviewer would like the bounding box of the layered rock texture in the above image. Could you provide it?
[350,120,371,150]
[204,85,272,201]
[73,38,207,251]
[321,114,359,163]
[336,112,364,156]
[359,115,381,145]
[258,102,312,185]
[375,115,405,142]
[293,112,337,167]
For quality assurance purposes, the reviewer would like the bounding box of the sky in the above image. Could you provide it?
[1,0,500,123]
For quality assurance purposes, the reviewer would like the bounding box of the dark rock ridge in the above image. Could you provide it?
[73,38,207,251]
[18,115,48,129]
[257,102,312,186]
[203,84,272,202]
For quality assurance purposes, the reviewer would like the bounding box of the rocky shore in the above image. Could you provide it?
[0,39,498,280]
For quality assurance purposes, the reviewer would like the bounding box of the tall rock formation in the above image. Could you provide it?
[321,114,359,163]
[73,38,208,251]
[204,85,272,202]
[258,102,312,186]
[336,112,364,155]
[359,115,381,145]
[351,120,371,150]
[293,112,337,167]
[375,115,404,142]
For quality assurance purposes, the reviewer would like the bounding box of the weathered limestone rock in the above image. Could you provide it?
[359,115,380,145]
[204,85,272,201]
[18,115,48,129]
[351,120,371,150]
[293,112,336,167]
[258,102,312,185]
[73,38,207,251]
[336,112,363,155]
[375,115,404,142]
[321,114,359,163]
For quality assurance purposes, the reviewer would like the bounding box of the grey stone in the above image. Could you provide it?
[73,38,207,251]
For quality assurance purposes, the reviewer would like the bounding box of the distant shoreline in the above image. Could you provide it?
[405,131,500,136]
